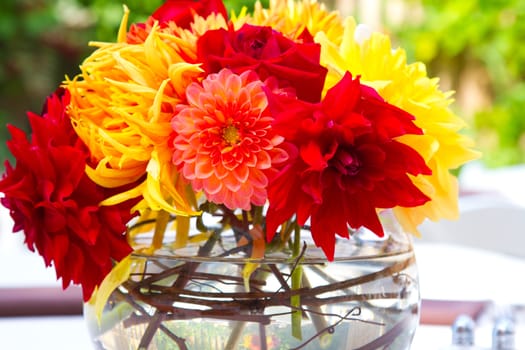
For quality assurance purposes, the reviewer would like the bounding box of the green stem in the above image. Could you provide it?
[291,223,303,340]
[302,274,332,348]
[292,223,301,257]
[252,205,263,226]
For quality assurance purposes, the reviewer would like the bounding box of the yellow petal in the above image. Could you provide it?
[117,5,130,44]
[99,182,146,206]
[89,255,133,325]
[143,152,198,215]
[173,215,190,249]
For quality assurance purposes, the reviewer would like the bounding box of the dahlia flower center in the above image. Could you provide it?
[250,38,265,52]
[239,26,271,59]
[223,125,241,145]
[331,148,361,176]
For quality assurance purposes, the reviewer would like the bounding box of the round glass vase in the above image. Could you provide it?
[84,212,420,350]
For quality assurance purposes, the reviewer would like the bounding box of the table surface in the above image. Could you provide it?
[1,307,524,349]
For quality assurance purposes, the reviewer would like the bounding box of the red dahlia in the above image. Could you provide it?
[265,73,432,259]
[0,89,137,300]
[197,24,328,103]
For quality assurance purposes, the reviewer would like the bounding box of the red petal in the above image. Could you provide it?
[152,0,227,29]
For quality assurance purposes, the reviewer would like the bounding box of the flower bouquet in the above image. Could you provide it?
[0,0,479,349]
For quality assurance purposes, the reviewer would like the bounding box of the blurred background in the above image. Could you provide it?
[2,0,525,169]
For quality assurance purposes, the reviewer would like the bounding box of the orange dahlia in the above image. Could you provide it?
[171,68,289,210]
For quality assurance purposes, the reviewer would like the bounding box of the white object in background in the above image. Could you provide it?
[459,162,525,209]
[415,241,525,304]
[492,317,516,350]
[418,193,525,259]
[438,315,487,350]
[0,316,92,350]
[452,315,476,346]
[0,204,60,288]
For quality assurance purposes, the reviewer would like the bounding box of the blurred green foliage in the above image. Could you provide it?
[0,0,157,165]
[0,0,267,167]
[390,0,525,167]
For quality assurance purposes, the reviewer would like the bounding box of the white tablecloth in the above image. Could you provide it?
[0,316,92,350]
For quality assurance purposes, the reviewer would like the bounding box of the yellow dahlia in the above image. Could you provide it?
[171,69,289,210]
[317,18,480,233]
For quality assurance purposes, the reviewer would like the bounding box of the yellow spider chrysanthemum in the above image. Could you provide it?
[169,13,228,62]
[128,12,228,63]
[66,17,203,217]
[317,18,480,234]
[232,0,344,44]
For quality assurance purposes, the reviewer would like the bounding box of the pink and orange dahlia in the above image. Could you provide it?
[171,68,289,211]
